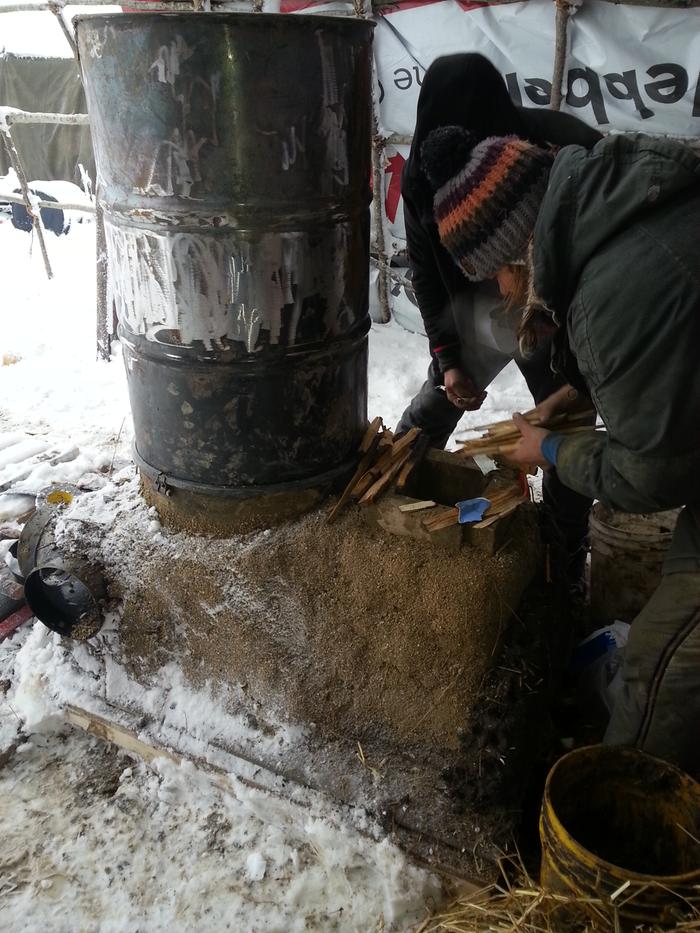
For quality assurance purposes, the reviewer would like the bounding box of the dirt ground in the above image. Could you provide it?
[115,507,539,754]
[49,484,553,875]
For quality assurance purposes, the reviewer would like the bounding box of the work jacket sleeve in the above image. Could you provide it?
[404,200,461,373]
[556,432,698,515]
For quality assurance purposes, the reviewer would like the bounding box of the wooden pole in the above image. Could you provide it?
[95,201,112,362]
[1,128,53,280]
[371,120,392,324]
[0,190,95,213]
[551,0,571,111]
[48,2,79,60]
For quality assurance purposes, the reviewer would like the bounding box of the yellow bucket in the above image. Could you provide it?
[540,745,700,923]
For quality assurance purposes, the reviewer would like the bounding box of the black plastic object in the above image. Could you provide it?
[76,13,374,497]
[17,504,106,640]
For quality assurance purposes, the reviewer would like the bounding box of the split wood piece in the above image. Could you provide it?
[458,410,596,452]
[396,432,430,492]
[351,428,420,501]
[351,445,397,500]
[327,417,384,523]
[480,483,528,518]
[471,499,523,529]
[358,445,415,506]
[388,426,420,460]
[398,500,436,513]
[425,496,522,534]
[459,424,598,459]
[360,416,384,453]
[423,484,526,534]
[467,407,596,435]
[377,429,395,450]
[466,409,541,434]
[423,507,459,532]
[480,483,517,502]
[480,482,526,511]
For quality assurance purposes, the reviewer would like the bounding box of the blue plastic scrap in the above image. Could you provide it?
[455,497,491,524]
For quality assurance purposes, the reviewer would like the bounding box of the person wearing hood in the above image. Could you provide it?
[397,53,602,591]
[425,126,700,775]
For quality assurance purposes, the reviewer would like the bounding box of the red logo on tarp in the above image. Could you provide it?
[384,152,405,224]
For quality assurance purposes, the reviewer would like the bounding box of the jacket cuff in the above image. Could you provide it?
[541,432,565,466]
[433,344,461,373]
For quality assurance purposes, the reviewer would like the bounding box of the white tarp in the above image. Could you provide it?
[375,0,700,138]
[372,0,700,251]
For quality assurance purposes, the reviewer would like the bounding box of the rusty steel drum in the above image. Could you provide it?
[76,13,373,522]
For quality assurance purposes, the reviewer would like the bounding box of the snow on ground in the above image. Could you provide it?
[0,585,441,932]
[0,632,439,932]
[0,211,532,931]
[1,219,130,455]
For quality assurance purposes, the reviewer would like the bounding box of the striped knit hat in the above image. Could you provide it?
[422,127,554,282]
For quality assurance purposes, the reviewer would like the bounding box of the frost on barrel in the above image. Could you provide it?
[77,12,373,515]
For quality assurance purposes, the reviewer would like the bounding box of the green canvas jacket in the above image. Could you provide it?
[533,134,700,514]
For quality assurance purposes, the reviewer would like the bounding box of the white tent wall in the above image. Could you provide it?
[2,0,699,329]
[366,0,700,325]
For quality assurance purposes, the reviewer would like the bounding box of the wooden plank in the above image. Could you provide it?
[65,704,315,803]
[0,605,33,641]
[65,705,181,768]
[398,500,436,513]
[63,702,483,890]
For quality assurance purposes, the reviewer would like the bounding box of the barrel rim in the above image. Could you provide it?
[542,744,700,885]
[134,444,358,498]
[118,319,370,364]
[74,11,377,32]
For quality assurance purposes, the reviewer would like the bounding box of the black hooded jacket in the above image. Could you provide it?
[402,53,602,375]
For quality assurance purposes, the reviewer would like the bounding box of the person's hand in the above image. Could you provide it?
[533,384,587,426]
[443,368,487,411]
[509,412,552,470]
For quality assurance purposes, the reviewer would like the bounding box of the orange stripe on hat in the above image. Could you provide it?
[438,142,524,236]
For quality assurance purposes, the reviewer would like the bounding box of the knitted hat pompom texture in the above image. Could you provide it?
[422,127,555,282]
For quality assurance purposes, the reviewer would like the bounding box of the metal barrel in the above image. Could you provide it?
[76,13,373,505]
